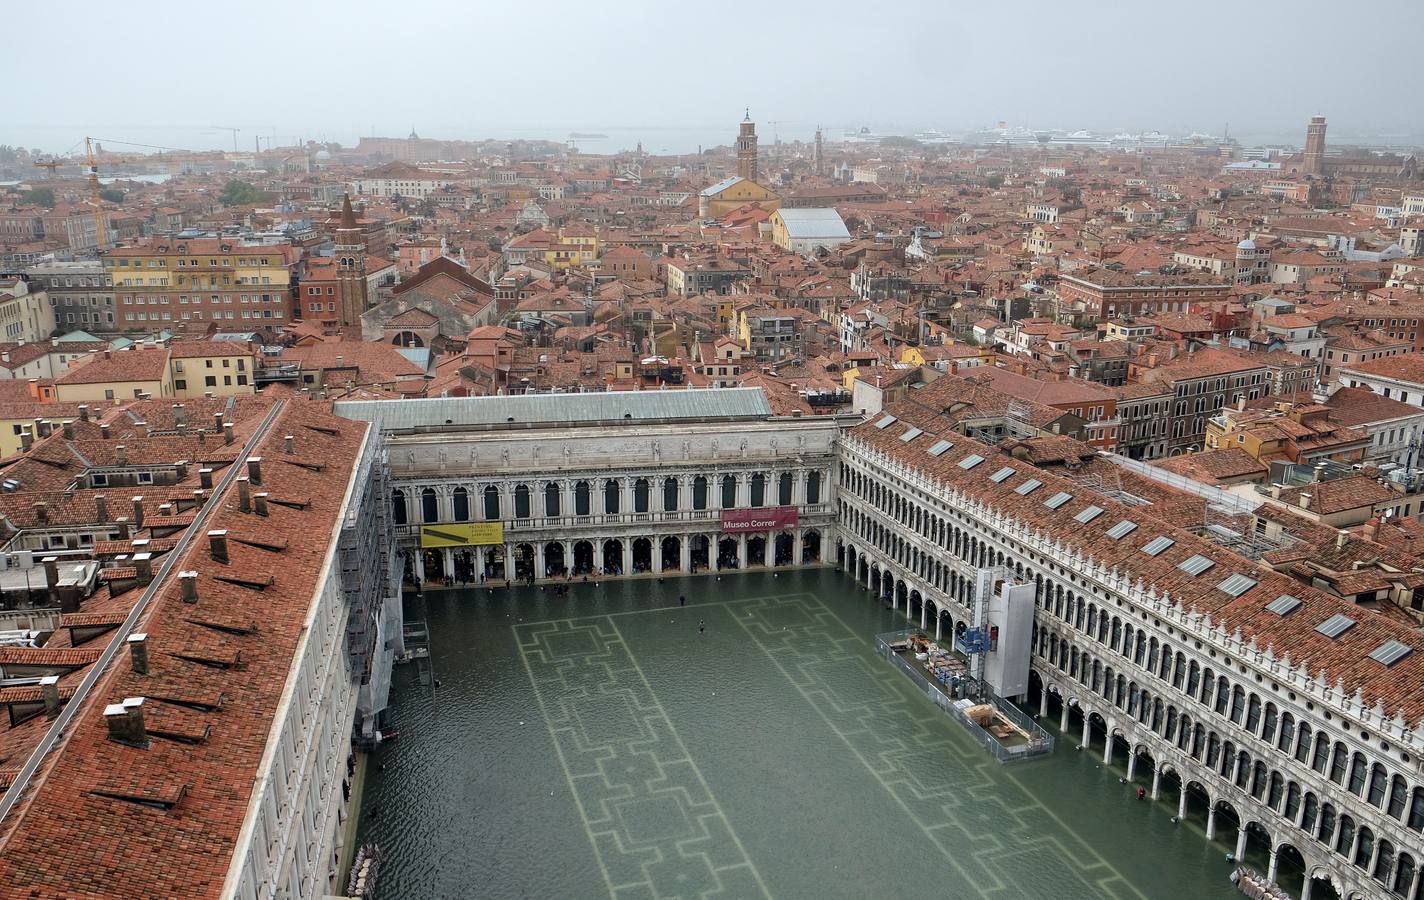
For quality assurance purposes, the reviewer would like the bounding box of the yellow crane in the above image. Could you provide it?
[84,137,108,251]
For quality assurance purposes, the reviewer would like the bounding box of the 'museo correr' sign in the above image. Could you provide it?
[719,506,799,533]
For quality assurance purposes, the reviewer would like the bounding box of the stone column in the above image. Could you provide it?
[622,541,632,576]
[920,599,928,629]
[414,550,426,583]
[1347,830,1361,869]
[442,548,455,580]
[1038,688,1048,718]
[1059,701,1070,734]
[593,541,604,573]
[935,610,943,642]
[653,538,663,573]
[1300,875,1313,900]
[1177,788,1187,820]
[504,543,515,580]
[563,480,575,518]
[680,534,692,573]
[1205,806,1216,840]
[1408,865,1422,900]
[1234,827,1247,861]
[1266,847,1278,884]
[535,543,545,580]
[1081,714,1091,750]
[1102,728,1114,766]
[737,534,748,568]
[793,528,804,565]
[1151,766,1162,801]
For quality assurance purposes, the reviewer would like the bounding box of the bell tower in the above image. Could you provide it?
[334,193,368,327]
[736,108,759,182]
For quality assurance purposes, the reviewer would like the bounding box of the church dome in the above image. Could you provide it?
[1237,239,1256,251]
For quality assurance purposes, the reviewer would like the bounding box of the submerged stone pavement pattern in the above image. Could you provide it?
[518,591,1143,900]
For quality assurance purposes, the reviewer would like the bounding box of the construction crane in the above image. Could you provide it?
[212,125,241,151]
[32,158,63,177]
[84,138,108,251]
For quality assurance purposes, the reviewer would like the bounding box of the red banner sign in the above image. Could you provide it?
[719,506,799,533]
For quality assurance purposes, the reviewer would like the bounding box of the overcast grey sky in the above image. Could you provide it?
[4,0,1420,154]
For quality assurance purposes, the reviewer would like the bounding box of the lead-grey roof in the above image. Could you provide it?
[335,387,774,431]
[775,207,851,239]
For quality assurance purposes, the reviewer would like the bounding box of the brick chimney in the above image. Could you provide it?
[208,529,228,563]
[133,552,153,583]
[223,421,235,445]
[40,675,61,718]
[32,501,47,524]
[199,467,213,489]
[115,444,128,466]
[78,404,89,422]
[127,632,149,675]
[19,426,32,452]
[103,697,147,747]
[131,496,144,530]
[115,515,130,539]
[179,570,199,603]
[246,457,262,485]
[94,494,108,523]
[254,492,270,517]
[99,423,111,440]
[237,476,251,513]
[212,412,224,432]
[284,434,294,454]
[61,420,74,439]
[172,404,186,428]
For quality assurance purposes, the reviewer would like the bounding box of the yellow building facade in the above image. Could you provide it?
[104,238,294,331]
[698,177,781,219]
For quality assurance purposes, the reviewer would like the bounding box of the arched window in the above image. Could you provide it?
[1330,744,1349,784]
[634,478,649,513]
[721,475,737,508]
[452,486,469,521]
[1348,753,1368,795]
[575,480,590,516]
[545,482,560,517]
[1410,787,1424,831]
[663,477,679,512]
[807,470,821,504]
[750,473,766,507]
[514,484,531,519]
[604,479,621,514]
[420,488,438,523]
[1387,775,1408,819]
[778,472,793,505]
[1367,765,1387,807]
[693,476,708,510]
[1246,694,1262,732]
[483,485,500,520]
[391,489,407,525]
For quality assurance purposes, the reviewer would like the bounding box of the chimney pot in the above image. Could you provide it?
[254,492,270,517]
[62,420,74,439]
[19,426,32,451]
[40,675,61,718]
[134,552,153,582]
[99,423,111,439]
[94,495,108,523]
[115,515,131,539]
[213,412,224,432]
[179,570,199,603]
[32,501,47,524]
[127,633,149,675]
[131,496,144,530]
[79,404,89,422]
[103,696,147,747]
[284,434,294,454]
[237,476,251,513]
[199,467,214,489]
[173,404,186,427]
[208,529,228,563]
[223,421,234,445]
[115,444,128,466]
[246,457,262,485]
[42,555,59,589]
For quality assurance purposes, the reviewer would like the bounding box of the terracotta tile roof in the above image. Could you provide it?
[53,348,170,385]
[0,400,371,897]
[846,407,1424,724]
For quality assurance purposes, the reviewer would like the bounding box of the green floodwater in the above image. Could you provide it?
[357,568,1261,900]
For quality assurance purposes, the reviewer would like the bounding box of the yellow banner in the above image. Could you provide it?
[419,522,504,548]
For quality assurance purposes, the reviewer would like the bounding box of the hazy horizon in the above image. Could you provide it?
[4,0,1421,155]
